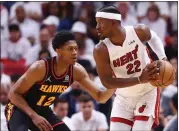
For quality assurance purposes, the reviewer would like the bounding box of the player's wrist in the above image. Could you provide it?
[29,112,38,119]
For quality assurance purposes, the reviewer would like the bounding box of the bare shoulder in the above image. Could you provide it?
[93,41,109,59]
[24,60,46,82]
[94,41,108,53]
[133,24,151,42]
[28,60,46,73]
[73,63,88,82]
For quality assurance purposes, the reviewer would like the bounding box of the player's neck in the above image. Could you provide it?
[54,56,69,75]
[109,26,126,46]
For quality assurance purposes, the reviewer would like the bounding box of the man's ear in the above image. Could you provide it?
[56,48,61,56]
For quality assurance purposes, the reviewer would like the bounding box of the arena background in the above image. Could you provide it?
[0,1,178,131]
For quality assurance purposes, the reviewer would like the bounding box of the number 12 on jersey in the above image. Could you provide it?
[37,95,55,106]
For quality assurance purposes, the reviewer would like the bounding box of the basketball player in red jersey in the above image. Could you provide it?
[94,5,168,130]
[5,30,115,131]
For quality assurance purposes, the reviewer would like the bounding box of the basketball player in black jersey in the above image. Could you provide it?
[5,30,115,131]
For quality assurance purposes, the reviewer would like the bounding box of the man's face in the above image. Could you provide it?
[10,30,20,42]
[147,10,158,21]
[96,17,113,40]
[74,32,85,43]
[16,6,26,22]
[80,101,93,118]
[57,40,78,65]
[47,25,57,37]
[54,102,68,119]
[40,29,50,49]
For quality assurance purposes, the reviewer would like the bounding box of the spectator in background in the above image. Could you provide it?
[24,2,43,22]
[165,31,178,60]
[57,1,74,30]
[1,24,31,62]
[1,73,20,131]
[141,5,167,46]
[79,2,99,43]
[137,2,169,22]
[170,2,177,32]
[53,97,73,130]
[163,93,178,131]
[170,57,178,86]
[48,2,59,17]
[9,2,24,22]
[1,64,11,88]
[38,49,51,60]
[72,21,96,67]
[0,4,9,45]
[1,84,10,131]
[25,27,56,66]
[11,5,40,46]
[117,2,138,26]
[78,59,113,125]
[43,15,59,38]
[71,94,108,131]
[60,81,86,117]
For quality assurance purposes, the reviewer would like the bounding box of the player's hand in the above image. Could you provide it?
[31,114,53,131]
[139,62,161,83]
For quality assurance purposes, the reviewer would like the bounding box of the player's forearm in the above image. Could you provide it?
[8,91,38,119]
[98,89,115,103]
[101,77,140,89]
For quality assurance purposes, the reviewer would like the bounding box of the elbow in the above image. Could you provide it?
[101,79,112,89]
[97,92,108,104]
[8,90,17,104]
[8,90,13,101]
[97,97,107,104]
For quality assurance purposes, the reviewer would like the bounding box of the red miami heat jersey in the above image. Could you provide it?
[103,26,155,97]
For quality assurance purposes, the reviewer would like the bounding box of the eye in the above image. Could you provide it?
[75,47,78,51]
[68,47,72,51]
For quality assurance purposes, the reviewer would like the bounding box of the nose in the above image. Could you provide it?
[72,48,77,55]
[96,24,100,30]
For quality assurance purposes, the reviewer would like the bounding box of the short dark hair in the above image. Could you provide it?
[98,5,121,14]
[8,24,20,32]
[79,94,93,103]
[54,97,68,107]
[52,30,75,50]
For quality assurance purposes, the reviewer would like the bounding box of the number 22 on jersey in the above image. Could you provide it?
[37,95,55,106]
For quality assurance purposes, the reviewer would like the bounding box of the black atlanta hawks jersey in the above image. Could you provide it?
[23,56,73,111]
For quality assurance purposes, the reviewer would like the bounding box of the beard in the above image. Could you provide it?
[99,35,106,40]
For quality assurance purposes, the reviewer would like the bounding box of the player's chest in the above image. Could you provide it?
[109,43,141,67]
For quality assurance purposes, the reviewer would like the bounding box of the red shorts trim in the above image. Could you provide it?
[52,121,64,128]
[153,88,160,128]
[134,116,149,121]
[111,117,133,126]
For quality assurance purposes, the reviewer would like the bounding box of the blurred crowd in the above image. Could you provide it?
[0,1,178,131]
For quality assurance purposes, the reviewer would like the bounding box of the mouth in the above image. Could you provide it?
[71,57,77,61]
[97,30,101,36]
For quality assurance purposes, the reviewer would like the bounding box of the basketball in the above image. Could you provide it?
[150,60,176,88]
